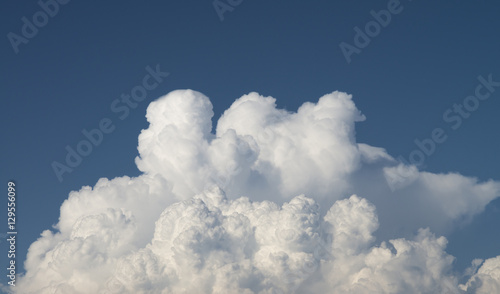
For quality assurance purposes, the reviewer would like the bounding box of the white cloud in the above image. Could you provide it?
[460,256,500,293]
[15,90,500,293]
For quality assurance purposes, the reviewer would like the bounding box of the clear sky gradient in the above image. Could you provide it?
[1,0,500,287]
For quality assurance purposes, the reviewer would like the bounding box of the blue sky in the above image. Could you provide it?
[1,0,500,291]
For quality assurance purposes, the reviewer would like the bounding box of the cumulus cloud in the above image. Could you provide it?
[15,90,500,293]
[461,257,500,293]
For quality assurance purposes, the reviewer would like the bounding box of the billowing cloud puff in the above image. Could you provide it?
[461,256,500,293]
[14,90,500,293]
